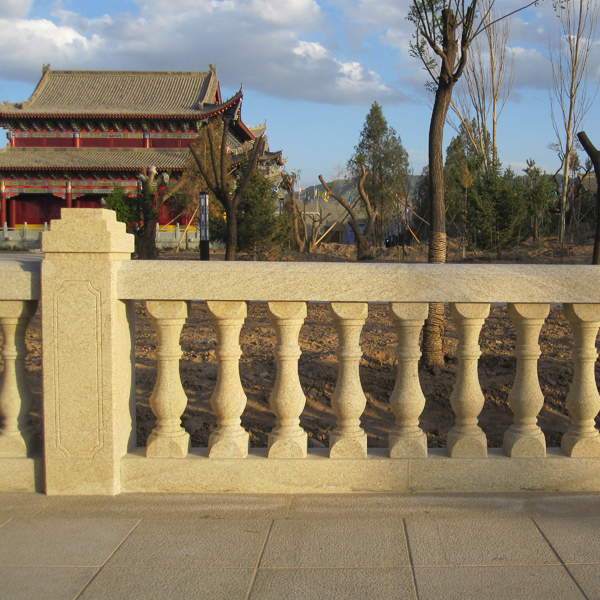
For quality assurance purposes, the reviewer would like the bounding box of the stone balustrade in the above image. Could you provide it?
[1,208,600,495]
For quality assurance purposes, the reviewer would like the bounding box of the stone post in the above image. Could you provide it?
[329,302,368,458]
[266,302,307,458]
[388,302,428,458]
[206,301,249,458]
[561,304,600,457]
[0,300,39,456]
[447,303,490,457]
[503,303,549,457]
[41,208,135,495]
[145,301,190,458]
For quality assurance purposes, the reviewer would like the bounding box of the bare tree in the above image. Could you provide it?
[407,0,538,365]
[319,161,376,260]
[550,0,599,246]
[448,0,515,172]
[281,172,308,253]
[577,131,600,264]
[136,168,185,260]
[188,116,264,261]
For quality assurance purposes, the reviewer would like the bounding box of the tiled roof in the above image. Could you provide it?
[0,67,225,117]
[247,122,267,138]
[0,147,189,170]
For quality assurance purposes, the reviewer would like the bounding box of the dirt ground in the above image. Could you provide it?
[12,236,600,450]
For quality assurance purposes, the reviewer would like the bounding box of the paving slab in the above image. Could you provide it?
[566,564,600,599]
[249,567,417,600]
[414,565,585,600]
[0,492,53,520]
[35,493,291,519]
[534,516,600,564]
[105,518,271,569]
[0,518,139,567]
[0,566,97,600]
[260,518,410,568]
[288,493,547,520]
[405,517,559,566]
[529,493,600,518]
[78,567,254,600]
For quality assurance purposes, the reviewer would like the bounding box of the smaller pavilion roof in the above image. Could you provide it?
[0,147,189,171]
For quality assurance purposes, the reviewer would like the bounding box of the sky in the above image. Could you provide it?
[0,0,598,187]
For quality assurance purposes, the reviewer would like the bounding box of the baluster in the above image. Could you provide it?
[504,303,549,457]
[0,300,38,456]
[329,302,368,458]
[447,303,490,457]
[388,302,429,458]
[561,304,600,457]
[267,302,307,458]
[145,300,190,458]
[206,301,249,458]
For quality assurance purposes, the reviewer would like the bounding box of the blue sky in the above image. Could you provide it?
[0,0,598,186]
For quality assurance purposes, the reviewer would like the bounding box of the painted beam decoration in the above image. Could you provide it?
[2,179,139,197]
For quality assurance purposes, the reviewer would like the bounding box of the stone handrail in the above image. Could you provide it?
[118,261,600,303]
[1,208,600,496]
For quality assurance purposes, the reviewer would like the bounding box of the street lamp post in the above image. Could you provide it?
[199,192,210,261]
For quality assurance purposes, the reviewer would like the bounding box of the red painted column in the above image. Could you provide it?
[0,181,6,226]
[9,197,16,228]
[143,132,150,148]
[66,180,72,208]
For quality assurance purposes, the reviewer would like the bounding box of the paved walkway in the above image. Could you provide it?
[0,492,599,599]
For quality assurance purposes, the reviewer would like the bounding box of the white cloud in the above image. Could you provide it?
[0,0,33,19]
[0,18,100,82]
[293,41,329,60]
[0,0,407,106]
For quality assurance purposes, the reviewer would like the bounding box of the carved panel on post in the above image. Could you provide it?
[504,303,549,457]
[266,302,307,458]
[0,300,39,457]
[562,304,600,457]
[206,301,249,458]
[329,302,368,458]
[447,303,490,457]
[145,300,190,458]
[388,302,428,458]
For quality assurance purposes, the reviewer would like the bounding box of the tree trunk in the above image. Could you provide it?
[224,203,237,261]
[137,219,158,260]
[422,82,453,366]
[356,233,372,260]
[293,208,306,253]
[577,131,600,264]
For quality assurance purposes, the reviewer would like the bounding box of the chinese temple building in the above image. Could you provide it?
[0,65,283,228]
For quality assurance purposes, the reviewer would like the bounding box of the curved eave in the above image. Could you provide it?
[0,90,245,122]
[1,165,186,171]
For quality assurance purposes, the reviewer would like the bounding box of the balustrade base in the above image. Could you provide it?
[118,448,600,494]
[389,433,428,458]
[0,430,39,458]
[561,433,600,457]
[146,431,191,458]
[503,429,546,458]
[447,431,488,458]
[208,431,249,459]
[329,433,368,458]
[0,456,43,492]
[267,432,307,458]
